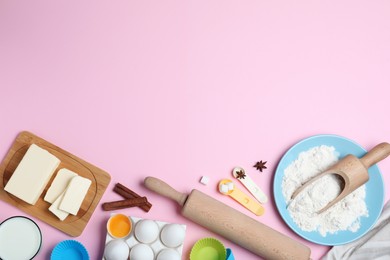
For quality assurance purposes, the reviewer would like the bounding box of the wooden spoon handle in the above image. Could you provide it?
[360,142,390,168]
[144,177,188,207]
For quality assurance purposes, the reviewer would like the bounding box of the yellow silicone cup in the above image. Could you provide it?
[107,213,132,239]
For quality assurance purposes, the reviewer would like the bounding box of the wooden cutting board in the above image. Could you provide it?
[0,131,111,237]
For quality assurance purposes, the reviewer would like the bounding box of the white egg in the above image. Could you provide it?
[156,248,180,260]
[104,239,129,260]
[160,224,185,248]
[134,220,159,243]
[130,244,154,260]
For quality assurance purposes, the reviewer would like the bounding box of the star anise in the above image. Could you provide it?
[235,170,246,179]
[254,160,267,172]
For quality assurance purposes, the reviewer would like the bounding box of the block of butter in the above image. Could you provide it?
[59,176,91,215]
[44,168,78,203]
[49,191,70,221]
[4,144,60,205]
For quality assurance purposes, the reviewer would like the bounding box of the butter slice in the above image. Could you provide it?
[4,144,60,205]
[59,176,91,215]
[44,168,78,203]
[49,191,69,221]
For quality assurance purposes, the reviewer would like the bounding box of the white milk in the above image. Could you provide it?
[0,216,42,260]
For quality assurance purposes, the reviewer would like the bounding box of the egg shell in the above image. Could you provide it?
[130,244,154,260]
[134,219,159,243]
[104,239,129,260]
[160,224,185,248]
[103,215,186,260]
[107,214,132,239]
[156,248,180,260]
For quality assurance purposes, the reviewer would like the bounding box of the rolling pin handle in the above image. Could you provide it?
[144,177,188,207]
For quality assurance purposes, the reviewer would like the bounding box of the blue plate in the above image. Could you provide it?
[273,134,385,245]
[51,240,89,260]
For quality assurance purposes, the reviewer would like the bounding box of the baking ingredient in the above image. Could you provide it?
[134,219,159,243]
[282,145,368,236]
[107,214,132,238]
[0,131,111,237]
[130,244,154,260]
[47,171,88,221]
[59,176,91,215]
[157,248,181,260]
[233,167,268,204]
[219,179,265,216]
[160,224,185,247]
[44,168,77,203]
[219,183,229,193]
[102,197,148,211]
[4,144,60,205]
[219,181,235,194]
[103,216,187,260]
[104,239,129,260]
[253,160,267,172]
[322,200,390,260]
[235,169,246,179]
[200,176,210,185]
[0,216,42,260]
[113,183,152,212]
[49,192,69,221]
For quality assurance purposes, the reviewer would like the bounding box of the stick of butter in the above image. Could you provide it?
[59,176,91,215]
[49,191,69,221]
[4,144,60,205]
[44,168,78,203]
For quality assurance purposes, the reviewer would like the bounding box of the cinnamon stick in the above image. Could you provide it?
[114,183,152,212]
[102,197,148,211]
[115,183,141,198]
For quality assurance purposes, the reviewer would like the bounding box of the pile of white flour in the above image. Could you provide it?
[282,145,368,237]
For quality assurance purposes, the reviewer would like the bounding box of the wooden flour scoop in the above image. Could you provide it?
[291,142,390,214]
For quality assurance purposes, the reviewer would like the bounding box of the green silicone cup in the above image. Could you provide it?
[190,237,226,260]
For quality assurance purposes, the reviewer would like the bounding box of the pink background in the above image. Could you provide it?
[1,1,389,259]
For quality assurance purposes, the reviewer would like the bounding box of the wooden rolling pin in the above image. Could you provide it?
[144,177,311,260]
